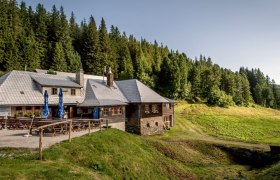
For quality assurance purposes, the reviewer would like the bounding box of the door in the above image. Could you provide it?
[93,107,99,119]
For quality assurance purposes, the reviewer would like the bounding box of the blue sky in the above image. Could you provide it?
[20,0,280,83]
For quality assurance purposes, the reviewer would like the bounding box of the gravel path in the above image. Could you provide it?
[0,129,99,149]
[0,122,125,149]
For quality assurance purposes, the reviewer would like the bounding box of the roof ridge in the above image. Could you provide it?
[0,71,13,88]
[87,79,100,105]
[109,82,128,102]
[134,79,142,102]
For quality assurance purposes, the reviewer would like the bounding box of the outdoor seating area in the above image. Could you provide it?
[0,115,102,137]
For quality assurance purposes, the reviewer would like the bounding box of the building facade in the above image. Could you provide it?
[0,69,174,135]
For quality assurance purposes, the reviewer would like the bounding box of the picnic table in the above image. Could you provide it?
[30,120,69,136]
[72,119,100,132]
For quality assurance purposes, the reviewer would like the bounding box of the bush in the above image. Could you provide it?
[47,69,57,75]
[208,87,234,107]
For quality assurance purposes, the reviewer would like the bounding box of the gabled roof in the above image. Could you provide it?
[0,70,83,106]
[31,75,82,88]
[115,79,169,103]
[0,70,169,107]
[79,79,127,107]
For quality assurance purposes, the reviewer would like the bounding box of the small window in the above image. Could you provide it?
[83,109,88,113]
[147,123,150,127]
[71,89,76,96]
[112,107,122,115]
[145,104,150,114]
[16,107,22,111]
[26,106,32,111]
[169,103,172,109]
[155,122,158,126]
[103,108,109,116]
[152,104,159,113]
[35,106,40,110]
[52,88,57,95]
[165,103,170,108]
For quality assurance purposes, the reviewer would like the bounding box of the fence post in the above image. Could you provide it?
[69,119,72,142]
[88,120,91,135]
[106,119,108,129]
[39,129,43,160]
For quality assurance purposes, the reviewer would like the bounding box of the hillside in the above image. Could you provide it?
[163,102,280,145]
[0,103,280,179]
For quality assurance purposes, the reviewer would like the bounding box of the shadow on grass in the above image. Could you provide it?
[217,145,280,169]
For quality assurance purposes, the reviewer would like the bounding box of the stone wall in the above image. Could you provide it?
[140,116,164,136]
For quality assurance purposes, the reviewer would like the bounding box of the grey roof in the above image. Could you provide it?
[115,79,169,103]
[31,75,82,88]
[79,79,127,107]
[0,70,83,106]
[0,70,168,107]
[163,97,176,103]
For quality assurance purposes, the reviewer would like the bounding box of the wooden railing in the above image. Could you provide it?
[35,119,72,160]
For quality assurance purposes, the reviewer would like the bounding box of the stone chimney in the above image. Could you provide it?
[76,69,84,87]
[107,67,114,87]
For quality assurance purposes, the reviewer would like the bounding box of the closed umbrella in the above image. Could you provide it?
[42,90,50,119]
[57,88,64,119]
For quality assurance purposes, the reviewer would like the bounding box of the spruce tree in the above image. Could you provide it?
[51,42,67,71]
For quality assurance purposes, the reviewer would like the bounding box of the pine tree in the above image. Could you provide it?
[81,16,100,74]
[99,18,116,75]
[51,42,67,71]
[18,31,40,71]
[34,3,48,68]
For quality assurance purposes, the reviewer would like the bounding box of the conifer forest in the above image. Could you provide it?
[1,0,280,108]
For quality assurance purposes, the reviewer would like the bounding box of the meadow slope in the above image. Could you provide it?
[0,103,280,179]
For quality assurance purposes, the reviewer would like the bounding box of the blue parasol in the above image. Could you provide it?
[42,90,50,119]
[57,88,64,119]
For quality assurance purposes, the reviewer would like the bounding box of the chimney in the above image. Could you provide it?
[76,69,84,87]
[107,67,114,87]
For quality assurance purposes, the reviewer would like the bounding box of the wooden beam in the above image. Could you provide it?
[69,119,72,142]
[88,120,91,135]
[35,120,71,130]
[39,129,43,160]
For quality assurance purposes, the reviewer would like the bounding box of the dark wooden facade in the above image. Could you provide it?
[126,102,174,135]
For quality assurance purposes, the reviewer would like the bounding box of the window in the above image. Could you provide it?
[35,106,41,110]
[16,107,22,111]
[144,104,150,114]
[26,106,32,111]
[147,123,150,127]
[155,122,158,126]
[112,107,122,115]
[71,89,76,96]
[152,104,159,113]
[83,109,88,113]
[165,103,170,109]
[52,88,57,95]
[103,108,109,116]
[169,103,172,109]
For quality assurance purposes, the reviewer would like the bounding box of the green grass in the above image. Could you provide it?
[164,101,280,144]
[0,130,197,179]
[1,102,280,179]
[2,129,277,179]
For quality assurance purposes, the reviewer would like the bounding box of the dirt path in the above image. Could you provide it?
[0,129,99,149]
